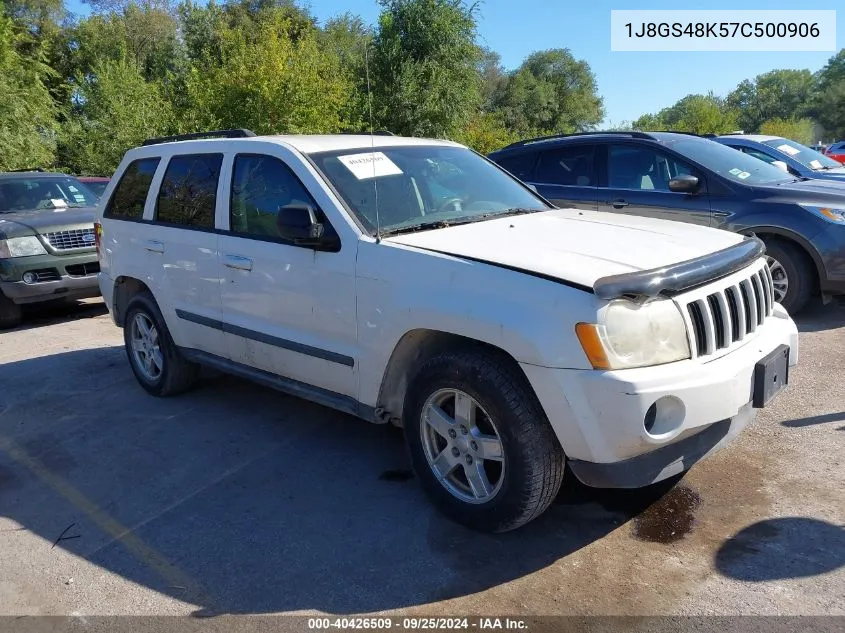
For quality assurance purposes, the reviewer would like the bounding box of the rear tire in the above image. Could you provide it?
[404,346,565,533]
[764,239,814,314]
[123,291,199,397]
[0,292,22,329]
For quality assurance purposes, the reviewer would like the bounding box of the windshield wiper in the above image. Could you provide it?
[379,220,453,237]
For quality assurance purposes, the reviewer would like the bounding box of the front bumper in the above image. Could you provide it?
[521,305,799,488]
[0,251,100,304]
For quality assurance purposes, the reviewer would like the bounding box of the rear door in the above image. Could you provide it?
[598,143,712,225]
[529,144,598,210]
[142,151,228,357]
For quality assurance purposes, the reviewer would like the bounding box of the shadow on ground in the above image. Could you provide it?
[715,518,845,581]
[782,411,845,429]
[794,297,845,333]
[0,347,684,615]
[11,298,108,333]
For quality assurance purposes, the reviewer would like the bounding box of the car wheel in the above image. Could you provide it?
[404,347,565,533]
[123,291,199,397]
[764,240,814,314]
[0,292,22,329]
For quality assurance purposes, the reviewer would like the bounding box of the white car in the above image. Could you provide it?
[95,130,798,532]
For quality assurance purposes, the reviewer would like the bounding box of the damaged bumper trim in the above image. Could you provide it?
[593,237,765,300]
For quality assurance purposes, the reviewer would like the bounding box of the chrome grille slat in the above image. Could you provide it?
[684,263,775,360]
[41,228,96,251]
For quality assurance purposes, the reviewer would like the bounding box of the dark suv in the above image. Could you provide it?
[489,131,845,313]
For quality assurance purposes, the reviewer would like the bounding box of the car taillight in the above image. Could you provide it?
[94,221,103,257]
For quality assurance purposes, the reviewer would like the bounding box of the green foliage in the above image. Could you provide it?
[813,50,845,139]
[633,93,738,135]
[457,111,516,154]
[495,48,603,137]
[371,0,482,138]
[58,57,173,174]
[0,2,58,170]
[758,117,814,145]
[183,11,351,135]
[726,69,816,132]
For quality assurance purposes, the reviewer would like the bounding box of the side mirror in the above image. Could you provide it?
[668,174,700,193]
[276,203,325,247]
[771,160,790,173]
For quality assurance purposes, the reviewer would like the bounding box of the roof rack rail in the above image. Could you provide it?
[8,167,46,172]
[142,129,257,146]
[499,130,654,150]
[340,130,395,136]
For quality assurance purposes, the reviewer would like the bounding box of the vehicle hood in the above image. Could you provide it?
[384,208,744,289]
[754,177,845,204]
[0,207,97,238]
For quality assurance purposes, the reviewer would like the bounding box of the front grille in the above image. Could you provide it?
[685,265,774,358]
[41,228,96,251]
[65,262,100,277]
[26,268,61,282]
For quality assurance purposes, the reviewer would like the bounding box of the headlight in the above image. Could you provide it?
[0,236,47,258]
[576,298,691,370]
[799,204,845,223]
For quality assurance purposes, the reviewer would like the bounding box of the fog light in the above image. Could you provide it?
[22,272,37,284]
[644,395,686,439]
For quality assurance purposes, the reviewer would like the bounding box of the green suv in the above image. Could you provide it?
[0,170,102,328]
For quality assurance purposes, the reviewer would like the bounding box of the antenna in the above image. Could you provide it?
[364,36,381,242]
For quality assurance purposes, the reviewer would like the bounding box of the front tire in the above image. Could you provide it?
[404,347,565,533]
[0,292,22,329]
[764,239,814,314]
[123,292,199,397]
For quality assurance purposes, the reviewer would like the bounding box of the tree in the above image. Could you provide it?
[813,50,845,139]
[0,2,58,170]
[183,12,351,135]
[633,93,737,135]
[477,47,505,112]
[726,69,816,132]
[58,57,173,174]
[758,118,814,145]
[495,48,603,137]
[320,12,372,131]
[371,0,482,138]
[457,111,515,154]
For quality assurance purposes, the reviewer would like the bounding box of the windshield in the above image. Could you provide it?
[761,138,843,171]
[310,145,550,235]
[0,176,98,212]
[668,138,794,185]
[82,180,110,198]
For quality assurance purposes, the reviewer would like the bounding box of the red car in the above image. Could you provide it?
[824,141,845,164]
[77,176,111,199]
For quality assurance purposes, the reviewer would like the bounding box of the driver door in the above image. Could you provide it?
[217,151,358,398]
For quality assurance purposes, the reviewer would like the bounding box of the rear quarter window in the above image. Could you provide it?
[105,158,161,220]
[494,153,537,181]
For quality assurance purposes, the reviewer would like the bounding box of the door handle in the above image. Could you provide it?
[144,240,164,253]
[607,199,629,209]
[223,255,253,271]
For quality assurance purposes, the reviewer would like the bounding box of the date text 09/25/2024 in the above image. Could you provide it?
[307,618,529,630]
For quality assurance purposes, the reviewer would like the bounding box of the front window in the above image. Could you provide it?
[309,145,549,235]
[0,176,99,213]
[667,138,794,185]
[608,145,696,191]
[761,138,843,171]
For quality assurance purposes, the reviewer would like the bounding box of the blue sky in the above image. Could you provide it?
[65,0,844,125]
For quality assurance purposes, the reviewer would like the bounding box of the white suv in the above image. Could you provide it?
[96,129,799,532]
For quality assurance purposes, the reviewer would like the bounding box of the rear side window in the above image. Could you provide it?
[155,154,223,228]
[105,158,160,220]
[495,153,537,181]
[536,146,595,186]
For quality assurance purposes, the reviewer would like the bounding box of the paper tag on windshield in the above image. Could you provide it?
[777,143,800,156]
[337,152,402,180]
[729,168,743,176]
[50,198,68,207]
[737,171,751,179]
[810,159,822,169]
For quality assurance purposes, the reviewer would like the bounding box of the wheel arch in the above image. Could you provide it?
[112,276,151,327]
[741,226,824,286]
[375,329,532,428]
